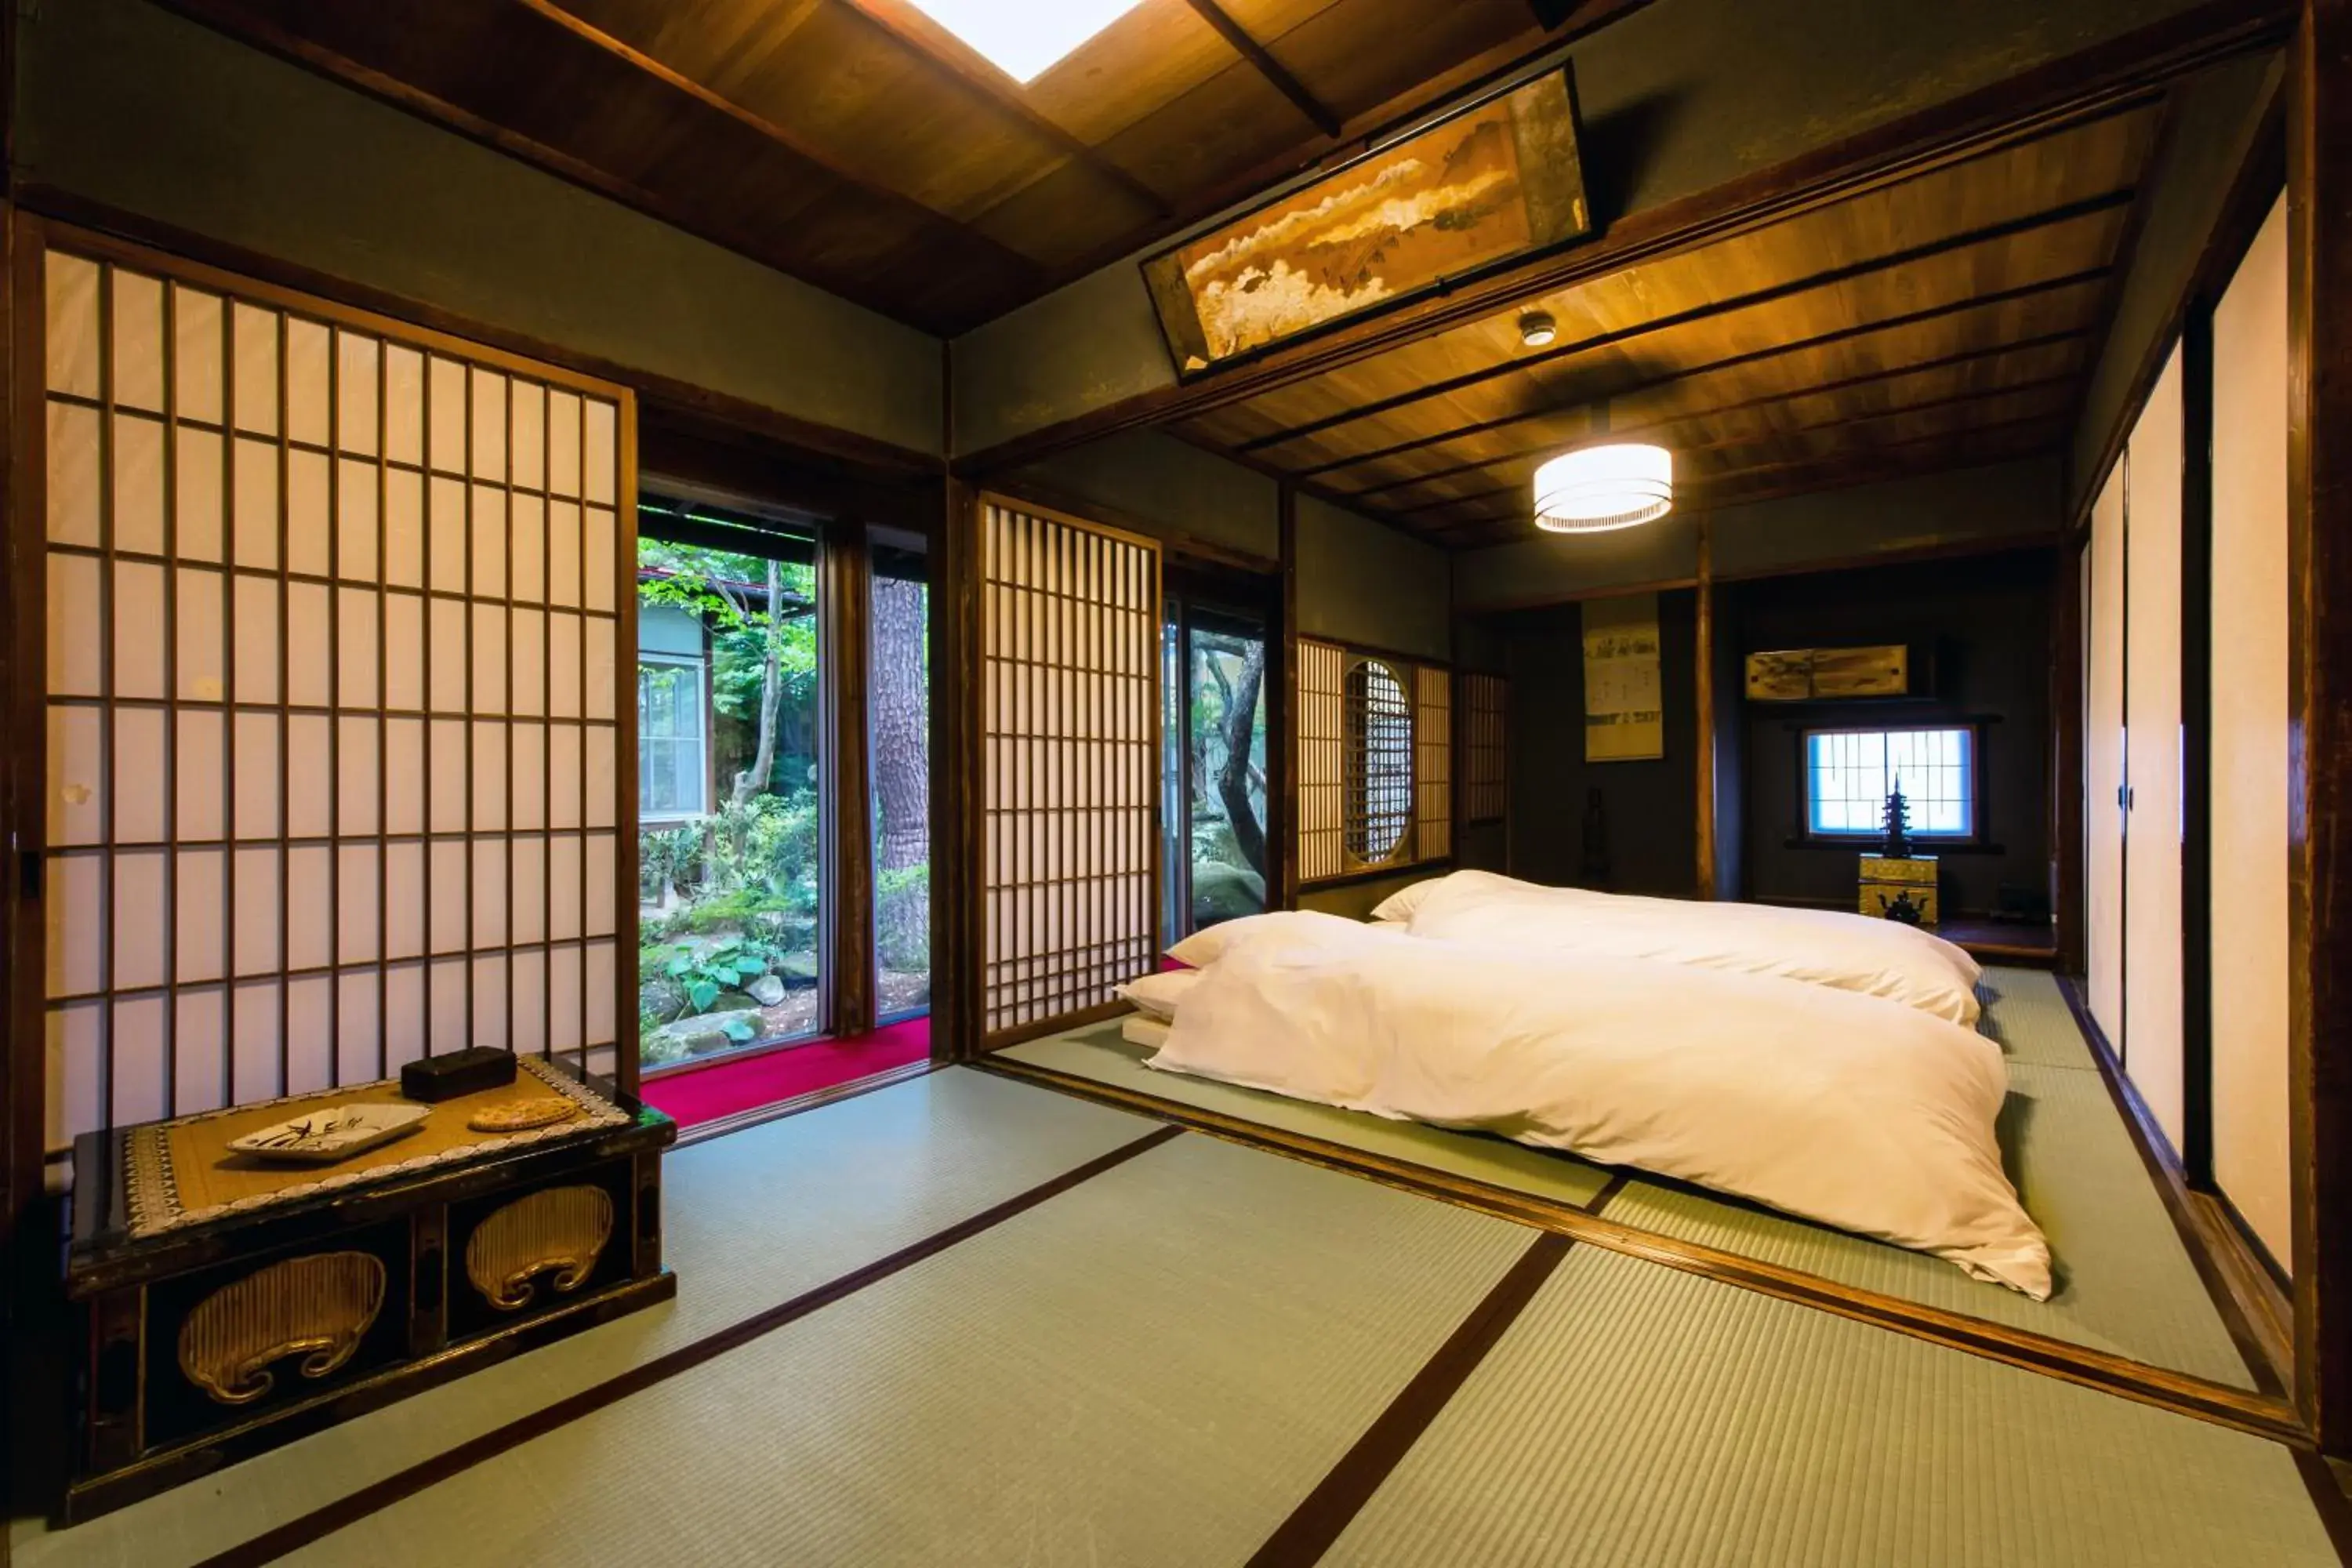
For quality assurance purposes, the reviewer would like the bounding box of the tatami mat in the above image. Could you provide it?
[9,1068,1156,1568]
[277,1134,1537,1568]
[1977,967,2100,1069]
[999,1022,1617,1209]
[1327,1243,2334,1567]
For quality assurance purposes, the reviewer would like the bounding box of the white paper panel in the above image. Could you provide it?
[549,834,582,942]
[512,724,546,830]
[385,962,426,1073]
[289,448,331,577]
[233,572,280,703]
[175,709,225,842]
[234,712,280,839]
[585,833,615,937]
[549,724,582,829]
[232,302,278,437]
[549,612,581,717]
[175,566,225,702]
[48,1003,104,1153]
[112,561,165,699]
[585,940,616,1047]
[583,508,615,612]
[511,607,546,716]
[116,994,170,1125]
[339,843,380,965]
[512,837,546,944]
[336,331,379,457]
[173,989,227,1116]
[285,973,333,1094]
[547,391,582,499]
[338,970,379,1085]
[176,848,226,982]
[113,269,165,412]
[383,591,424,712]
[110,851,165,992]
[510,493,546,604]
[430,718,468,833]
[584,399,616,506]
[473,838,507,949]
[233,847,281,977]
[46,401,101,546]
[49,553,106,697]
[173,425,223,562]
[429,356,466,474]
[474,602,507,713]
[47,706,105,847]
[339,586,379,709]
[471,369,507,481]
[288,318,332,448]
[584,616,615,720]
[387,842,425,960]
[548,943,583,1054]
[49,852,105,998]
[430,475,467,593]
[585,726,615,829]
[46,252,102,395]
[116,710,168,843]
[174,286,223,423]
[233,436,279,570]
[114,412,166,554]
[472,485,507,597]
[385,466,424,587]
[510,947,546,1057]
[548,500,581,607]
[287,846,334,968]
[473,720,508,830]
[338,458,379,581]
[512,382,546,491]
[471,953,510,1054]
[339,716,379,835]
[233,979,283,1105]
[429,596,467,713]
[430,957,469,1054]
[430,838,467,953]
[287,714,332,839]
[386,717,425,834]
[287,581,331,707]
[384,343,424,466]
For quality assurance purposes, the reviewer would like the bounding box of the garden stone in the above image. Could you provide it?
[648,1008,764,1058]
[748,975,787,1007]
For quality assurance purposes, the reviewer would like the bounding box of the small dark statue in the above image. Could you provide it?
[1881,779,1914,860]
[1879,889,1927,926]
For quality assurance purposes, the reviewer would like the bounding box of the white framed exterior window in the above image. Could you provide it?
[638,653,708,821]
[1803,725,1977,840]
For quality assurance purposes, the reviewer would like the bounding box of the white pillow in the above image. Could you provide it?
[1120,968,1204,1022]
[1166,909,1372,968]
[1367,869,1528,924]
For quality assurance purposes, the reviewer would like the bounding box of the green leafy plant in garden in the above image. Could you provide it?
[652,934,788,1042]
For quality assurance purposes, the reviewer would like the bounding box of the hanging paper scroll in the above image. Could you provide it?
[1582,593,1664,762]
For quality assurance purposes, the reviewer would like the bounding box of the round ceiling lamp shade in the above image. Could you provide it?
[1532,442,1674,533]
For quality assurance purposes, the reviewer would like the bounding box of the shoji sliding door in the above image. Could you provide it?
[977,496,1159,1045]
[35,234,633,1157]
[2086,469,2127,1042]
[1414,666,1452,862]
[2208,194,2292,1264]
[2122,345,2187,1150]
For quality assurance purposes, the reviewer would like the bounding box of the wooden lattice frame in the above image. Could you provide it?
[1461,672,1508,825]
[1296,636,1452,884]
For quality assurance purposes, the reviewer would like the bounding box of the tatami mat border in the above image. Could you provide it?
[973,1054,2307,1446]
[188,1123,1186,1568]
[671,1058,946,1147]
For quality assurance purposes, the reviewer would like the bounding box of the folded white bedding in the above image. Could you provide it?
[1400,870,1985,1024]
[1122,1014,1171,1051]
[1149,912,2048,1296]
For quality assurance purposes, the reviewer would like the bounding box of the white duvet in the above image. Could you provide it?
[1142,913,2049,1297]
[1390,870,1986,1024]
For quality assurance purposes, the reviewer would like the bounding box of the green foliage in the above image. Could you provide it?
[649,934,787,1036]
[637,540,818,746]
[877,862,930,975]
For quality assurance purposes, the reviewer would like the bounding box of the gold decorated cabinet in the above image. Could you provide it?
[1859,855,1941,926]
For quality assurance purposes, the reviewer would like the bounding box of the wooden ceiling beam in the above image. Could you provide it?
[1183,0,1343,136]
[1352,340,2087,503]
[1236,187,2133,456]
[1386,372,2082,517]
[833,0,1176,217]
[1283,267,2108,477]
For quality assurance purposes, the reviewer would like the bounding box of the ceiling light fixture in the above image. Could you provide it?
[1534,402,1673,533]
[1518,311,1557,348]
[906,0,1145,83]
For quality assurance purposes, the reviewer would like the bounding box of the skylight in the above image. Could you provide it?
[906,0,1144,83]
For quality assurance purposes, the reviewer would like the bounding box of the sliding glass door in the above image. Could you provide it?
[1163,600,1270,939]
[870,529,931,1022]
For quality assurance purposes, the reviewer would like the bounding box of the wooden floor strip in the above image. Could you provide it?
[1245,1232,1576,1568]
[191,1123,1186,1568]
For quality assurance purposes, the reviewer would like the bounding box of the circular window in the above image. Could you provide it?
[1343,657,1414,866]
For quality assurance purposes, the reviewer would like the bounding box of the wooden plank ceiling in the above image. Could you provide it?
[1171,98,2168,550]
[164,0,1592,332]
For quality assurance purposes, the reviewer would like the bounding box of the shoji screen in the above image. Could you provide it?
[1297,638,1347,884]
[1461,673,1508,825]
[2209,194,2291,1262]
[1414,666,1451,862]
[2086,470,2128,1045]
[38,238,632,1155]
[2123,344,2187,1150]
[978,497,1158,1043]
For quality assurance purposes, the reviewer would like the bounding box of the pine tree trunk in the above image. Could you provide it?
[1217,643,1266,877]
[872,575,930,870]
[731,560,783,806]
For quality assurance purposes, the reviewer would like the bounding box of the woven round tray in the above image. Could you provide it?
[466,1096,581,1134]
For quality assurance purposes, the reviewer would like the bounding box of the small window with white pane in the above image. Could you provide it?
[1802,726,1978,840]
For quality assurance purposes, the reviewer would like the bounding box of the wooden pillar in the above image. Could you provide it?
[1694,515,1719,899]
[819,523,876,1039]
[933,476,982,1062]
[2287,0,2352,1456]
[2053,539,2089,976]
[1274,484,1301,911]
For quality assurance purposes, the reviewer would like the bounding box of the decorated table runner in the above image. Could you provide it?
[125,1056,630,1239]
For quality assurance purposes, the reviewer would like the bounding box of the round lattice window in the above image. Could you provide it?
[1343,658,1414,866]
